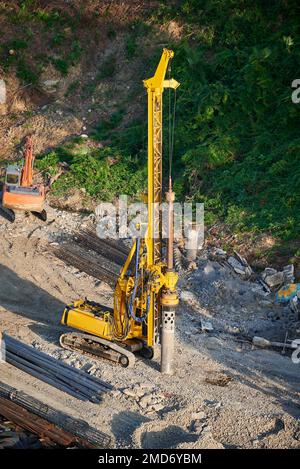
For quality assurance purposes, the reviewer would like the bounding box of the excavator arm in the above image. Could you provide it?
[20,136,34,187]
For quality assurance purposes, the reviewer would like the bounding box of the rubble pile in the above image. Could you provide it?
[112,384,170,416]
[180,246,300,345]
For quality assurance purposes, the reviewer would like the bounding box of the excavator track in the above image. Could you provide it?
[0,205,15,223]
[31,209,47,222]
[60,332,136,368]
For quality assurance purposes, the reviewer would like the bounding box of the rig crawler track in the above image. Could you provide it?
[60,332,136,368]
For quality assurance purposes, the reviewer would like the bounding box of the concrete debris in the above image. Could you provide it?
[139,383,155,390]
[209,247,227,261]
[233,251,250,268]
[203,336,223,350]
[120,384,167,414]
[290,296,300,315]
[150,403,165,412]
[180,290,198,305]
[253,282,271,297]
[186,251,299,347]
[262,268,284,288]
[192,421,206,433]
[191,411,206,420]
[139,395,152,409]
[227,255,252,277]
[200,319,214,332]
[261,264,295,290]
[283,264,295,284]
[111,390,122,399]
[203,399,222,409]
[227,256,243,272]
[123,388,138,398]
[262,267,277,278]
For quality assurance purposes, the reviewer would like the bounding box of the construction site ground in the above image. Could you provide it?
[0,207,299,449]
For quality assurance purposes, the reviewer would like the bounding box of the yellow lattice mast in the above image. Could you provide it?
[143,49,180,351]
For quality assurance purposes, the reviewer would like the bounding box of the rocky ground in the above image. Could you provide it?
[0,206,299,449]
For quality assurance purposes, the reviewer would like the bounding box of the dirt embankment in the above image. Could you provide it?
[0,1,172,160]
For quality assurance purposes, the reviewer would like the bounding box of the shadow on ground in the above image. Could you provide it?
[111,410,149,447]
[0,263,66,347]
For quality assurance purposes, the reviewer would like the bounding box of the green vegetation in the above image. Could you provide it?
[65,80,80,97]
[166,0,300,241]
[93,111,125,141]
[2,0,300,249]
[124,20,150,60]
[97,54,117,80]
[1,2,82,83]
[52,40,83,75]
[107,26,117,40]
[16,59,39,85]
[125,36,138,59]
[35,140,146,201]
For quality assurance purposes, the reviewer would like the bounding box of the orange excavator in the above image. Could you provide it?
[1,136,46,222]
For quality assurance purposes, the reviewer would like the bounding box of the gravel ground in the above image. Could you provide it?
[0,207,299,449]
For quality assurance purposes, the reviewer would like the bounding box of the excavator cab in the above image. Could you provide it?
[5,165,21,186]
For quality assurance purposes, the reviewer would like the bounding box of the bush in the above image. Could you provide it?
[36,141,146,201]
[164,0,300,240]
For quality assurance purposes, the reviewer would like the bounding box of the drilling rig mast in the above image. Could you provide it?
[60,49,179,373]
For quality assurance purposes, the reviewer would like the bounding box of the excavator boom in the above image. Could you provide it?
[20,135,34,187]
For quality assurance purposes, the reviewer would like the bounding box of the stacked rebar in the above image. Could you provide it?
[0,382,111,448]
[53,244,118,286]
[74,229,129,266]
[3,334,113,402]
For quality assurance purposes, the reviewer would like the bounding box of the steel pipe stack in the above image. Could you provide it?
[2,334,113,402]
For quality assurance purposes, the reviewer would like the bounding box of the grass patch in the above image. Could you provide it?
[16,59,39,85]
[36,140,146,201]
[125,36,138,59]
[97,54,116,79]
